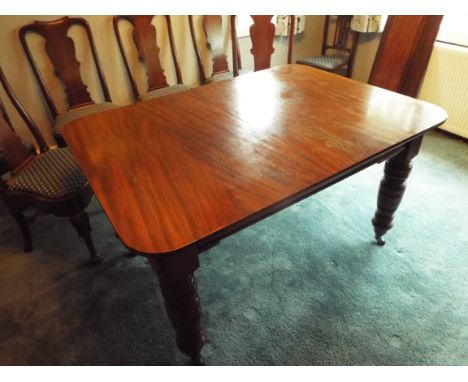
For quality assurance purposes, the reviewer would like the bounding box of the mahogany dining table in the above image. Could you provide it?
[62,64,447,364]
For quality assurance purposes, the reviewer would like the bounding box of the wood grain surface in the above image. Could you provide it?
[63,65,446,255]
[248,16,276,71]
[368,16,443,97]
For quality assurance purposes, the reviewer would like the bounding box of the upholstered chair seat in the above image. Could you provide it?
[139,84,192,101]
[296,53,349,72]
[6,148,87,200]
[0,64,101,264]
[205,69,251,84]
[54,102,120,135]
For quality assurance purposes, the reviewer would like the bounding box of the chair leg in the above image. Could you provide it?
[12,211,33,253]
[69,211,102,265]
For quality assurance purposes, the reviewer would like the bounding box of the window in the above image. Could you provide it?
[437,15,468,47]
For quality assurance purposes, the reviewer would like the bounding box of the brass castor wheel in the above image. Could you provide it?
[376,237,385,246]
[191,354,205,366]
[88,253,103,265]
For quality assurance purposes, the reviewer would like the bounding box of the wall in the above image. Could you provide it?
[352,32,382,83]
[0,15,379,148]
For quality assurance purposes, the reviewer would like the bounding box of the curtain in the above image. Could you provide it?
[275,15,306,37]
[351,16,387,33]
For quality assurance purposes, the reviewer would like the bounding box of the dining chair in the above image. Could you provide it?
[113,15,191,101]
[190,16,295,84]
[188,15,245,84]
[19,16,120,147]
[296,15,358,78]
[232,15,295,77]
[0,66,101,264]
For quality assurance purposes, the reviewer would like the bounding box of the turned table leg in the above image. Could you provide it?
[148,249,206,365]
[372,137,423,245]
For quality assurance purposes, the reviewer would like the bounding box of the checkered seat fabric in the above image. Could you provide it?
[54,102,121,134]
[139,84,192,101]
[205,69,251,84]
[297,53,349,71]
[7,148,87,200]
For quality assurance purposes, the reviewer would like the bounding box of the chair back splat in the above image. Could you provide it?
[248,15,276,72]
[189,15,241,84]
[323,15,354,53]
[114,15,185,100]
[190,15,295,84]
[19,16,111,117]
[232,16,295,76]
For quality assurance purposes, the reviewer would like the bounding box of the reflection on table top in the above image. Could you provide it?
[63,65,447,255]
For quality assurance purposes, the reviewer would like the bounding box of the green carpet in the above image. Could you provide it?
[0,131,467,365]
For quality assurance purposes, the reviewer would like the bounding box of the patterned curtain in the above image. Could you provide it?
[275,15,306,37]
[351,16,387,33]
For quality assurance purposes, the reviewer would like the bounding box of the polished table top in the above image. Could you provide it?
[63,65,446,255]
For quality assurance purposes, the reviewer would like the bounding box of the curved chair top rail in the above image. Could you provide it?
[113,15,183,100]
[19,16,112,118]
